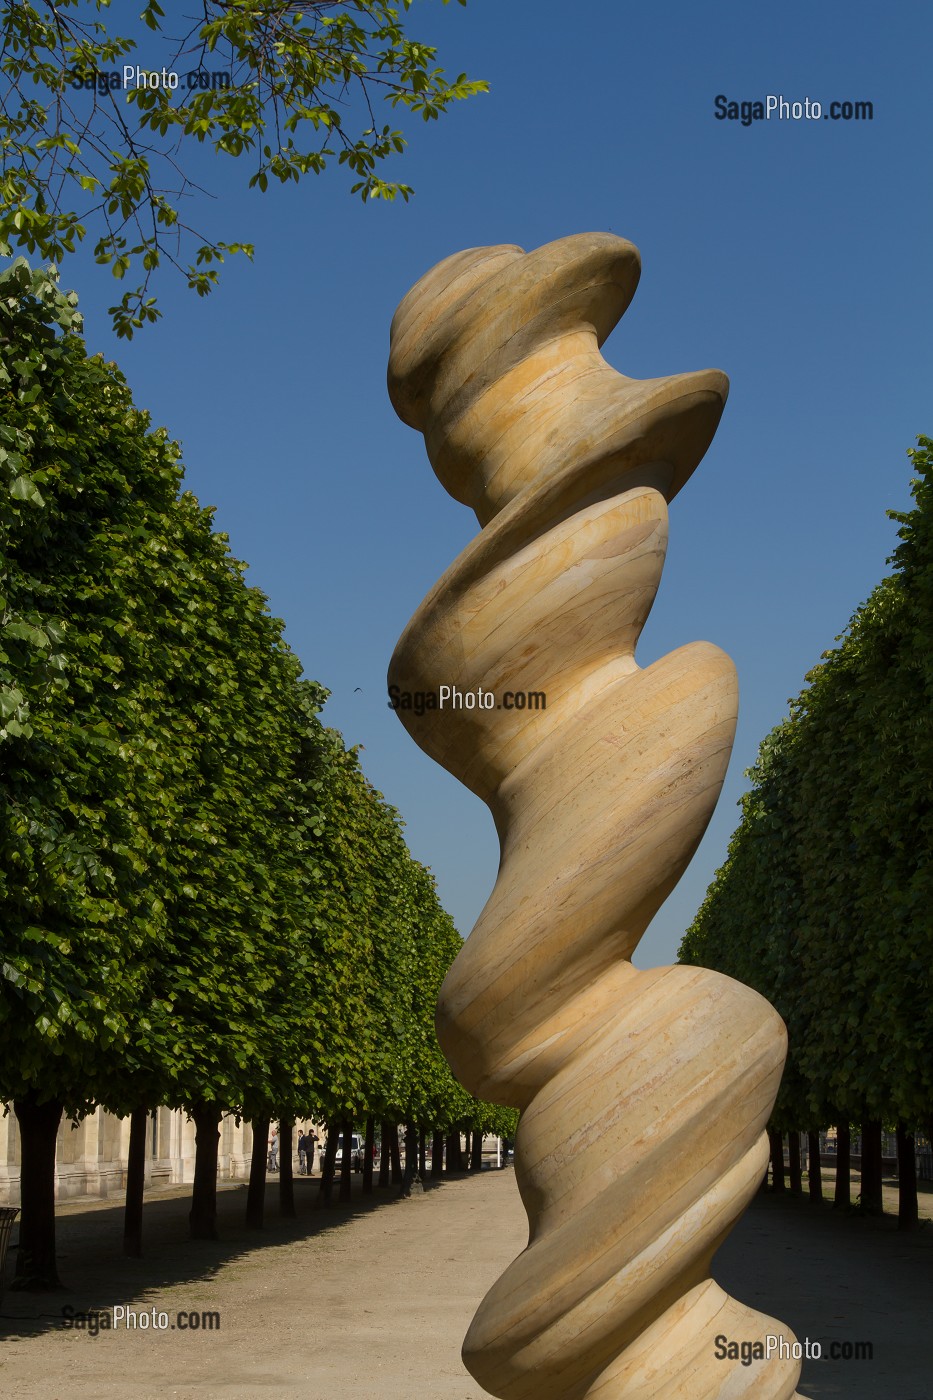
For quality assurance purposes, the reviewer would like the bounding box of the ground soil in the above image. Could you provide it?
[1,1167,930,1399]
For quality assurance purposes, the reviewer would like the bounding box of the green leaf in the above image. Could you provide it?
[10,474,45,505]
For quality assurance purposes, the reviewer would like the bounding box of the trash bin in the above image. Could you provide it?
[0,1206,19,1301]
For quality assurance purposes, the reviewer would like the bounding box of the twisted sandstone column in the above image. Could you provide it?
[387,234,806,1400]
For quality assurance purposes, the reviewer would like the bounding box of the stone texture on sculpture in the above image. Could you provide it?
[387,233,806,1399]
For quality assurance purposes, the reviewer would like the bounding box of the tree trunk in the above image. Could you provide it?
[470,1130,484,1173]
[768,1129,785,1193]
[279,1119,296,1218]
[833,1123,850,1208]
[859,1118,883,1215]
[317,1123,339,1205]
[188,1103,221,1240]
[788,1132,802,1193]
[123,1107,148,1257]
[378,1120,391,1188]
[12,1094,63,1289]
[246,1115,269,1228]
[896,1122,918,1231]
[389,1123,403,1185]
[447,1130,465,1173]
[431,1129,444,1179]
[418,1127,427,1178]
[362,1116,375,1196]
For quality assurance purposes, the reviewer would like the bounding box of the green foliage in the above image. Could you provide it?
[0,0,487,336]
[287,738,501,1136]
[0,259,80,744]
[2,256,181,1108]
[680,437,933,1132]
[1,257,502,1144]
[1,255,321,1120]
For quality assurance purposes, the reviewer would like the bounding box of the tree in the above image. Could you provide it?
[2,257,181,1281]
[241,703,375,1219]
[0,257,324,1269]
[3,258,514,1270]
[0,0,486,335]
[680,437,933,1221]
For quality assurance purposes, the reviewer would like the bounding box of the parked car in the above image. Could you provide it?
[334,1132,365,1172]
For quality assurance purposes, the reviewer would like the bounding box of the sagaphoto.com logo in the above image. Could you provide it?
[714,1333,873,1366]
[713,93,873,127]
[60,1304,221,1334]
[70,66,231,93]
[387,685,547,716]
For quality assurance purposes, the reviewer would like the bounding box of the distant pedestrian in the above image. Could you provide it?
[297,1131,308,1175]
[306,1128,318,1175]
[269,1129,279,1172]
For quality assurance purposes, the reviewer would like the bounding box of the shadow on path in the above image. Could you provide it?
[0,1172,463,1340]
[3,1170,931,1399]
[714,1190,933,1399]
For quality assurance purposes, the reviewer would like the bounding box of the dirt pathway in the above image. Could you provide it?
[0,1171,526,1399]
[1,1167,931,1398]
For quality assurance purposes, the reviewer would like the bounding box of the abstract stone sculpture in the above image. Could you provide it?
[387,234,805,1399]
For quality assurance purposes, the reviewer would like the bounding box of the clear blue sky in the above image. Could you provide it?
[41,0,933,967]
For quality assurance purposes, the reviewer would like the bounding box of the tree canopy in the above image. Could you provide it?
[679,437,933,1135]
[0,0,486,335]
[2,261,515,1279]
[1,253,318,1118]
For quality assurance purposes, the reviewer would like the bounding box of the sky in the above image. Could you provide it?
[32,0,933,969]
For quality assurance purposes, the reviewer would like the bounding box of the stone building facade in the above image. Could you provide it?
[0,1106,254,1205]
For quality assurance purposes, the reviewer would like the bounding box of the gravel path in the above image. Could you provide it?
[1,1167,930,1398]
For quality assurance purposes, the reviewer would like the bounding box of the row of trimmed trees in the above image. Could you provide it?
[1,261,514,1289]
[679,437,933,1230]
[312,1113,513,1219]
